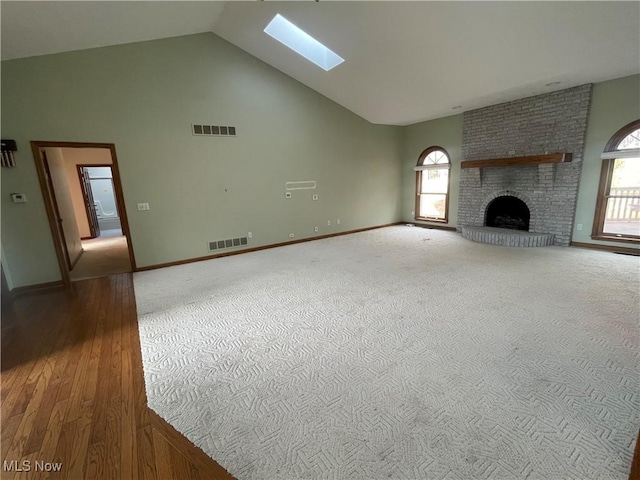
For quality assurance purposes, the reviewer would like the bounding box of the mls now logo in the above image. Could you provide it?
[3,460,63,472]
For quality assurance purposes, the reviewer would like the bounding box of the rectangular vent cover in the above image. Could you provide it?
[193,124,237,137]
[209,236,248,252]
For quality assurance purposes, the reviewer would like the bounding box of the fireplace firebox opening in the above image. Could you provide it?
[485,196,530,231]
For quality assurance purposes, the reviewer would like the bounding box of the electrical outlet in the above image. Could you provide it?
[312,194,318,201]
[337,219,340,225]
[576,224,582,231]
[248,232,253,239]
[137,202,150,211]
[314,227,319,232]
[289,233,295,238]
[411,211,414,217]
[10,193,27,204]
[327,220,331,226]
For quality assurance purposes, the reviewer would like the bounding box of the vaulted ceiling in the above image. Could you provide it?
[2,1,639,125]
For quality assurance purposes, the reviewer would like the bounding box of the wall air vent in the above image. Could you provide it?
[208,236,248,252]
[192,124,237,137]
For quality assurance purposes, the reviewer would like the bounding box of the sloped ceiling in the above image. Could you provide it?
[0,1,225,60]
[2,1,639,125]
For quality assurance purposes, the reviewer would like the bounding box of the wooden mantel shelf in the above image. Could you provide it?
[461,153,572,169]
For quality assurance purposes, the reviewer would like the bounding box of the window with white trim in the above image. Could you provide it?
[414,147,451,222]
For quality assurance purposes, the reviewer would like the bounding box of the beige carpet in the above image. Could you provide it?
[134,226,639,479]
[71,235,131,281]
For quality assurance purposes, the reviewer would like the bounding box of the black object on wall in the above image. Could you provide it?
[1,140,17,168]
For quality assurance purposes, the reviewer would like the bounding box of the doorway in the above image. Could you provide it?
[78,165,123,238]
[31,142,136,285]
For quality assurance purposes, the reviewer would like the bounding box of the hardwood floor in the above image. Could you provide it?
[1,274,234,480]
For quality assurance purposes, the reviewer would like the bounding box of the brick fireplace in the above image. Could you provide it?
[457,84,593,246]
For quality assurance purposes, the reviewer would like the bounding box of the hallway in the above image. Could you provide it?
[70,235,132,281]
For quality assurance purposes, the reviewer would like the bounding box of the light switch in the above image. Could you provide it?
[137,202,150,211]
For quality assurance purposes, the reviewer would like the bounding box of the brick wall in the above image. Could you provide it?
[458,84,593,246]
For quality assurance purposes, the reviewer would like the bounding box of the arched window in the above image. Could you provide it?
[414,147,451,222]
[592,120,640,242]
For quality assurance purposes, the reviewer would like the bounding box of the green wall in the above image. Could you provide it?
[574,74,640,248]
[1,33,403,288]
[401,114,463,227]
[2,31,637,289]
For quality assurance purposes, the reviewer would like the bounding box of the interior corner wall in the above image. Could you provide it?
[0,245,14,291]
[1,33,403,288]
[573,74,640,248]
[401,114,463,226]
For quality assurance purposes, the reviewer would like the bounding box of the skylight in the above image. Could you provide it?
[264,14,344,72]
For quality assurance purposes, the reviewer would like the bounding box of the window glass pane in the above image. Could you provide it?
[610,157,640,189]
[617,129,640,149]
[420,168,449,194]
[424,150,449,165]
[604,157,640,236]
[419,194,446,219]
[603,197,640,236]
